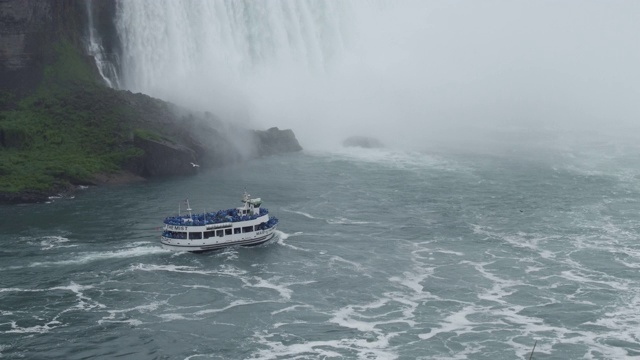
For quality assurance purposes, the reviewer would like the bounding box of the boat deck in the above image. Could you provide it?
[164,207,270,226]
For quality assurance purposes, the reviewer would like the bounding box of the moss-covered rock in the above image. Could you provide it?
[0,0,303,204]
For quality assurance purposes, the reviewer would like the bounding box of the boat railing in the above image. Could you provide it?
[164,207,270,226]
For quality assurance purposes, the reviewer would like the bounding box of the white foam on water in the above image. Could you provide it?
[97,318,143,327]
[421,259,640,360]
[470,225,559,258]
[281,208,320,220]
[270,304,313,316]
[322,261,442,345]
[330,302,385,333]
[184,354,216,360]
[328,255,367,274]
[28,246,170,267]
[410,246,465,261]
[433,249,465,256]
[251,329,399,360]
[37,236,76,251]
[275,231,310,251]
[5,319,63,334]
[1,282,107,335]
[272,320,307,329]
[615,257,640,269]
[1,282,103,312]
[312,147,464,175]
[327,295,419,348]
[560,269,629,291]
[187,300,273,318]
[462,260,524,305]
[525,265,544,273]
[124,241,154,247]
[389,267,434,294]
[52,282,106,311]
[130,263,247,278]
[582,292,640,352]
[158,313,189,321]
[560,257,632,292]
[99,301,165,326]
[276,230,292,241]
[244,276,294,300]
[419,304,478,340]
[326,217,374,225]
[240,276,316,301]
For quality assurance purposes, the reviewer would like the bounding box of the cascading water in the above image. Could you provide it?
[114,1,356,134]
[109,1,640,150]
[86,0,121,88]
[111,0,427,149]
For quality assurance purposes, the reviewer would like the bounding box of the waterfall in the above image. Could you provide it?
[107,0,640,150]
[86,0,121,88]
[110,0,438,149]
[114,1,356,113]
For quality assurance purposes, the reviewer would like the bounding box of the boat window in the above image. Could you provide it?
[242,226,253,233]
[225,229,232,235]
[203,230,215,239]
[189,232,202,239]
[216,230,224,237]
[167,231,187,239]
[234,228,241,234]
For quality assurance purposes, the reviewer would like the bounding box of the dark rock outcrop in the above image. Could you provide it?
[253,127,303,156]
[0,189,49,204]
[0,0,87,94]
[133,135,198,177]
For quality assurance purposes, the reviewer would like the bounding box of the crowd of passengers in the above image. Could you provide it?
[162,217,278,239]
[164,207,269,226]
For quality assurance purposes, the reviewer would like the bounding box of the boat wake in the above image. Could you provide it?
[275,231,309,251]
[27,246,171,268]
[281,208,320,220]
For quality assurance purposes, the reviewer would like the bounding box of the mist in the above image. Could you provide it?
[115,0,640,151]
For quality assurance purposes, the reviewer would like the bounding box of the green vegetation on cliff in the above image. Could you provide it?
[0,37,302,204]
[0,41,143,195]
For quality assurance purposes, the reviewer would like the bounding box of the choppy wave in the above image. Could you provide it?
[308,147,467,173]
[3,146,640,358]
[27,246,170,268]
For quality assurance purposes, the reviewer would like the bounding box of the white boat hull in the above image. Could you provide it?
[161,226,277,252]
[162,192,278,252]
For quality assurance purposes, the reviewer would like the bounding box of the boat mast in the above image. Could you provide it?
[185,199,192,217]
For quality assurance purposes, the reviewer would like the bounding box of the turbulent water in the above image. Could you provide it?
[2,137,640,359]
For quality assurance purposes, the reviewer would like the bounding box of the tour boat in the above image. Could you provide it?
[161,192,278,252]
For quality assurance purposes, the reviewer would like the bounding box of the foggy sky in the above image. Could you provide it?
[119,1,640,150]
[255,0,640,149]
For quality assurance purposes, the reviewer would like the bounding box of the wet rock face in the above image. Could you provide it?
[133,135,198,178]
[0,0,88,93]
[254,127,303,156]
[0,0,51,68]
[0,0,52,90]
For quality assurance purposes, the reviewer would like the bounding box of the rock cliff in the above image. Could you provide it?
[0,0,88,93]
[0,0,303,204]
